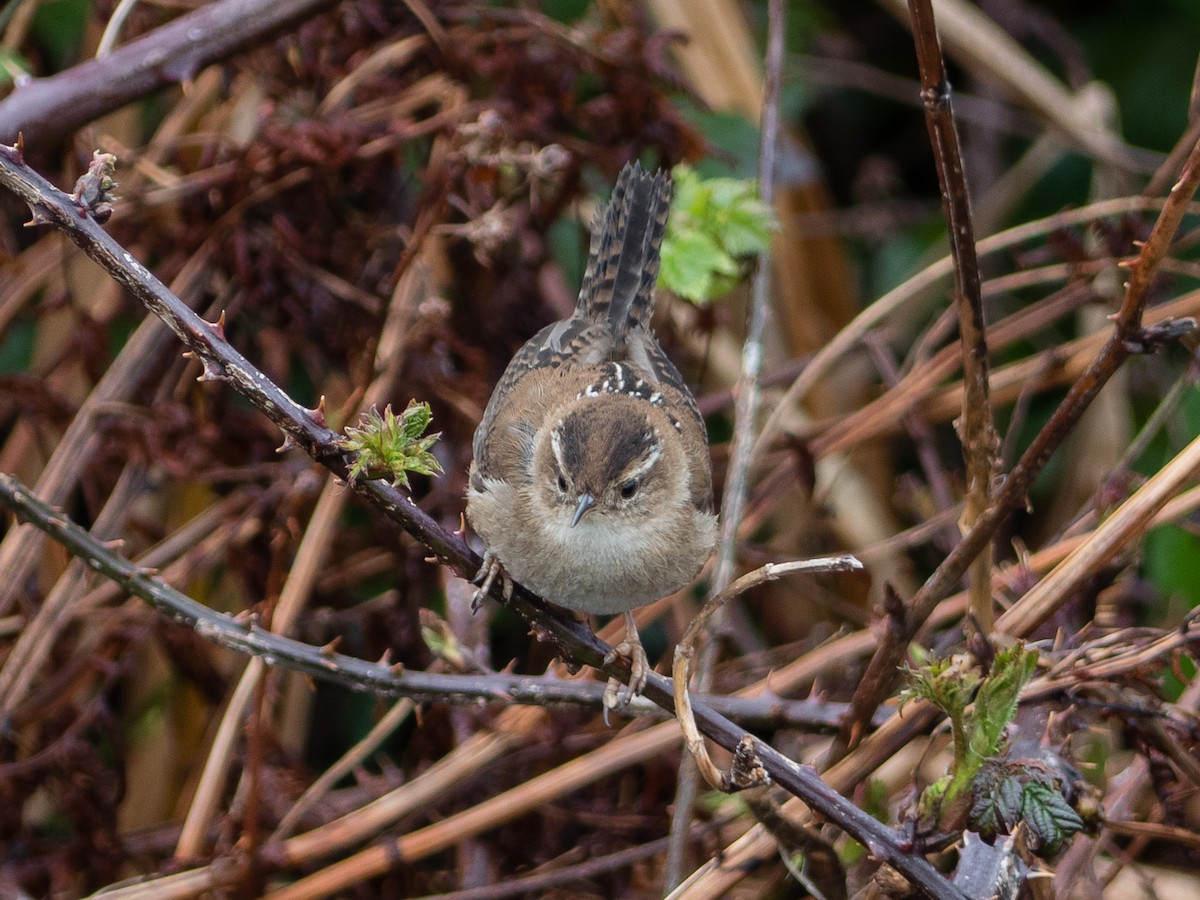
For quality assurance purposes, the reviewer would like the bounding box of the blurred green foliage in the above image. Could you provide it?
[31,0,88,71]
[659,164,775,303]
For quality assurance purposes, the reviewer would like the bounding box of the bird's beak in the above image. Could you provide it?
[571,493,595,527]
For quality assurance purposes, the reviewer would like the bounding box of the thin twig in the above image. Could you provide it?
[709,0,784,600]
[907,0,997,639]
[407,827,723,900]
[665,0,788,886]
[877,0,1142,172]
[673,556,864,791]
[95,0,141,58]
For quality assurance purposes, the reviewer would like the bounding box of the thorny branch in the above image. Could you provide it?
[906,0,997,637]
[0,473,882,727]
[835,0,1000,756]
[0,144,965,899]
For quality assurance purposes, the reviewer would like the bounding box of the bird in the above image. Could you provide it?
[465,161,717,710]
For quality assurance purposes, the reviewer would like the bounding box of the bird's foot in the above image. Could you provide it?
[603,611,649,718]
[471,550,513,612]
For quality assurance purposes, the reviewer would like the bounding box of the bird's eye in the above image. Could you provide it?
[619,479,639,499]
[556,473,568,492]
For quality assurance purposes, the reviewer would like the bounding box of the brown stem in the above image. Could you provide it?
[673,556,863,791]
[666,0,789,886]
[907,0,997,638]
[0,0,343,147]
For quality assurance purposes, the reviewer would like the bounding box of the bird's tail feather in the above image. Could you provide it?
[577,161,672,337]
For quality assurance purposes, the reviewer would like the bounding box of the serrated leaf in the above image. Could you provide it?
[720,204,773,256]
[996,772,1025,832]
[969,768,1025,839]
[340,400,442,489]
[1022,782,1085,853]
[901,655,979,720]
[969,645,1037,763]
[660,164,775,304]
[401,401,432,440]
[403,456,441,477]
[414,431,439,450]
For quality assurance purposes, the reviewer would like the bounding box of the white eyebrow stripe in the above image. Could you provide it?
[550,423,567,471]
[620,438,662,483]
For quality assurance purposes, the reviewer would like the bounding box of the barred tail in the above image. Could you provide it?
[577,161,673,337]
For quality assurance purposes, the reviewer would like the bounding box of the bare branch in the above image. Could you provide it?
[0,0,342,147]
[674,556,864,791]
[906,0,998,637]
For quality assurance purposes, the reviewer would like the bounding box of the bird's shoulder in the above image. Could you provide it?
[472,364,592,484]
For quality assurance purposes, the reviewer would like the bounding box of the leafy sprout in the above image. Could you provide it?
[340,401,442,489]
[900,644,1086,853]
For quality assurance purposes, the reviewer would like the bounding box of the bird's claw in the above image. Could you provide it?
[471,551,512,612]
[602,612,649,720]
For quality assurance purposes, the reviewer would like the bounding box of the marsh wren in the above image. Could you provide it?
[466,162,717,709]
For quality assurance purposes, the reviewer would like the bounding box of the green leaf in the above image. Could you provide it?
[660,228,721,302]
[1022,782,1085,854]
[968,758,1086,854]
[719,202,774,256]
[401,401,432,441]
[905,646,1039,833]
[900,655,979,722]
[916,774,951,830]
[659,164,776,304]
[968,763,1024,839]
[969,645,1038,765]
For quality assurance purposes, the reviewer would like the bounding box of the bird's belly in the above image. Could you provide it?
[467,478,715,615]
[515,511,710,614]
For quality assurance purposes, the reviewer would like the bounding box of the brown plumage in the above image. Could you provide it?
[466,162,717,708]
